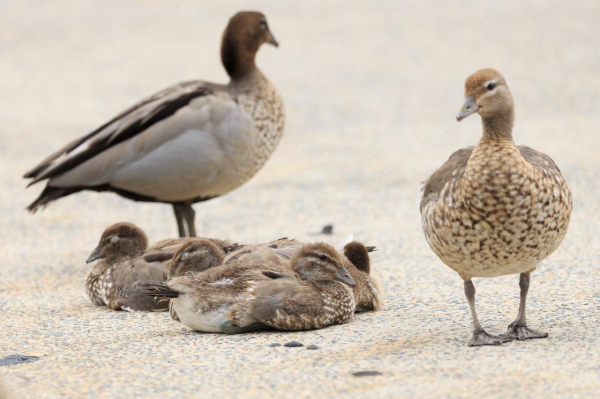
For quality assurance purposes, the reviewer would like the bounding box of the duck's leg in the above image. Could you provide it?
[172,203,187,237]
[502,272,548,341]
[182,202,196,237]
[464,279,512,346]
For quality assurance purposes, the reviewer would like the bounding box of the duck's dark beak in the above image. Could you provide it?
[86,245,105,264]
[334,265,356,287]
[267,31,279,47]
[456,95,479,121]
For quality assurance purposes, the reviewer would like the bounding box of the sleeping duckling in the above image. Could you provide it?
[85,223,235,312]
[224,238,382,312]
[85,222,168,312]
[165,239,227,321]
[143,242,356,333]
[342,241,382,312]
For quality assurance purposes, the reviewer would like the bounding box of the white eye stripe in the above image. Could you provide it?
[478,85,506,101]
[110,236,120,243]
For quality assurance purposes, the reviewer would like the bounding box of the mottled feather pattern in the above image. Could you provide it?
[421,139,572,278]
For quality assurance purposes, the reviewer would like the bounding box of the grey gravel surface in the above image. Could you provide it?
[1,0,600,398]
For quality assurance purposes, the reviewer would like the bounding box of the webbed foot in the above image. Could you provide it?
[468,330,513,347]
[502,323,548,341]
[219,320,272,335]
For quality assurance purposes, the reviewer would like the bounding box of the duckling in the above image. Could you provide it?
[85,222,169,311]
[144,242,356,333]
[224,238,382,312]
[24,11,285,237]
[85,222,234,311]
[421,69,572,346]
[165,239,227,321]
[342,242,382,312]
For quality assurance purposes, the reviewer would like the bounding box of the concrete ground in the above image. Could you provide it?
[1,0,599,397]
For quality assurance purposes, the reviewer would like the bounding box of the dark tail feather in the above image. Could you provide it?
[138,282,180,298]
[366,246,377,252]
[26,186,82,213]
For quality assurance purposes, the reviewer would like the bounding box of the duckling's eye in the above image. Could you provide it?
[181,252,189,260]
[486,83,496,91]
[259,19,267,29]
[110,236,120,244]
[319,255,328,261]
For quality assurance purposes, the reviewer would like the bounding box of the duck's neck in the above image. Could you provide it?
[221,38,258,80]
[481,109,514,142]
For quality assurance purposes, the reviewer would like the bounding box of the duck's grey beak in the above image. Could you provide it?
[267,31,279,47]
[334,265,356,287]
[86,245,105,264]
[456,95,479,121]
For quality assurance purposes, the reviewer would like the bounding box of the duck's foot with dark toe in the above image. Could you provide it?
[468,330,513,347]
[502,324,548,341]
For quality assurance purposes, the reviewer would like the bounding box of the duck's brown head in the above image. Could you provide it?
[86,222,147,264]
[170,238,225,279]
[457,68,514,125]
[291,243,356,287]
[221,11,278,79]
[344,242,371,274]
[343,242,381,312]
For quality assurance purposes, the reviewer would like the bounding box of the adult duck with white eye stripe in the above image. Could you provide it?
[24,11,285,237]
[421,68,572,346]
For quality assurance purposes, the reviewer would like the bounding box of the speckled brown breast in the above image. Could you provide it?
[422,140,572,279]
[231,74,285,187]
[85,265,116,307]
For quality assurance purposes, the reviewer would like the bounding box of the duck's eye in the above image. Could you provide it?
[486,83,496,91]
[259,19,267,29]
[319,255,328,261]
[110,236,120,244]
[181,252,189,260]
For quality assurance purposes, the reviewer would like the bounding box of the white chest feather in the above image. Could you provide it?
[172,296,230,333]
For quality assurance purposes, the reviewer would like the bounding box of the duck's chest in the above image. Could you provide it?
[319,285,355,326]
[235,86,285,172]
[425,143,571,277]
[85,264,125,309]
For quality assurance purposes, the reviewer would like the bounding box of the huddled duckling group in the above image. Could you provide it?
[85,222,381,333]
[25,12,572,345]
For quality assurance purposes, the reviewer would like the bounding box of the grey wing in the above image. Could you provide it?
[114,259,170,311]
[25,81,217,184]
[143,238,192,263]
[517,145,563,174]
[420,147,473,213]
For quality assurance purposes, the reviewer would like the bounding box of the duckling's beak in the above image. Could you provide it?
[267,31,279,47]
[456,95,479,121]
[86,245,105,264]
[334,266,356,287]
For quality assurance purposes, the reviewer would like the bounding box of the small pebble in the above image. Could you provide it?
[284,341,303,348]
[306,345,319,350]
[269,343,281,347]
[353,371,382,377]
[320,225,334,235]
[0,355,40,366]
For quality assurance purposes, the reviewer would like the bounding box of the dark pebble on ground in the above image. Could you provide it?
[0,355,40,366]
[320,225,334,235]
[284,341,303,347]
[306,345,319,350]
[353,371,382,377]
